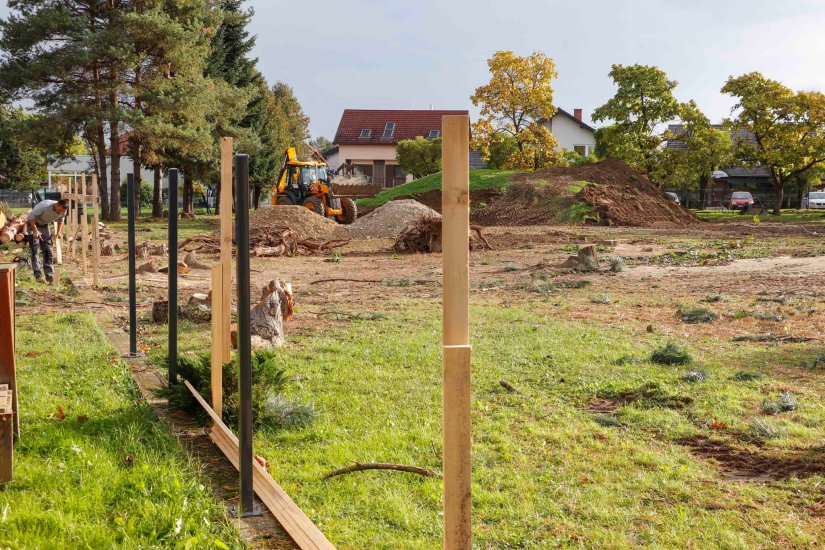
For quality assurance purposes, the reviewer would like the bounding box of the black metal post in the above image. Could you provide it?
[235,154,258,517]
[168,169,178,385]
[125,173,139,358]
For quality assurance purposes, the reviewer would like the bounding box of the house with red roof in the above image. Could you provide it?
[331,109,469,187]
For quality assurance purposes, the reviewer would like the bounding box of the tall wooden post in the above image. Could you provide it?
[67,178,74,260]
[0,265,18,440]
[220,138,233,365]
[80,174,88,276]
[91,174,101,287]
[210,264,224,418]
[441,114,472,550]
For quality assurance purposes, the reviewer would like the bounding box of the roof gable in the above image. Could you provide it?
[334,109,469,145]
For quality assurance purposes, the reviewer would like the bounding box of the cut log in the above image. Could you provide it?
[100,241,119,256]
[249,280,293,349]
[0,215,26,244]
[158,261,190,275]
[183,251,210,270]
[137,259,158,273]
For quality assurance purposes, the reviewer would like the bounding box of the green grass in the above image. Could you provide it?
[357,169,517,210]
[696,209,825,223]
[142,300,825,548]
[0,313,243,549]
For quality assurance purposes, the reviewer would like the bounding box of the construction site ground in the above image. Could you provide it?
[7,213,825,549]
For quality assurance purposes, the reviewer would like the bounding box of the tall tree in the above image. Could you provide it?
[396,136,441,179]
[0,105,46,189]
[592,64,680,180]
[471,50,562,170]
[0,0,124,218]
[722,72,825,214]
[661,101,733,208]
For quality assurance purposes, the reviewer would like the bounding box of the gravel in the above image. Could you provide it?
[349,199,441,239]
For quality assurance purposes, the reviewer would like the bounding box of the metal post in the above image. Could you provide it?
[234,154,259,517]
[168,169,179,385]
[125,173,140,359]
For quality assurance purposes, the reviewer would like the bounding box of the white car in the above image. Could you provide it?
[802,191,825,209]
[664,192,681,205]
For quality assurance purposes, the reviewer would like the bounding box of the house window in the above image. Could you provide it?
[428,129,440,138]
[383,122,395,138]
[359,128,372,138]
[573,145,588,156]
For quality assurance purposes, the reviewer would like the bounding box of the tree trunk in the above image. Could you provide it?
[253,184,261,209]
[183,171,194,215]
[132,142,141,217]
[698,174,709,210]
[95,120,110,220]
[152,167,162,218]
[109,111,121,220]
[772,171,784,216]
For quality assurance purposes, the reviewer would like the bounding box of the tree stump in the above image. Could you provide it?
[249,280,293,349]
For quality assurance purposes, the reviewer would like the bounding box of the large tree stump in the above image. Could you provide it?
[249,280,293,349]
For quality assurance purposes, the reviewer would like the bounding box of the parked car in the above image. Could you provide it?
[724,191,754,210]
[664,192,681,205]
[802,191,825,209]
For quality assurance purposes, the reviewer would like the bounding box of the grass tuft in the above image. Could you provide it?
[678,306,718,323]
[761,392,798,415]
[651,342,692,365]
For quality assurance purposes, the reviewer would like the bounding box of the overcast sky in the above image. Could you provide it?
[3,0,824,138]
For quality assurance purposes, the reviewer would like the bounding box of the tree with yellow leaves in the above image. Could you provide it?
[471,51,563,170]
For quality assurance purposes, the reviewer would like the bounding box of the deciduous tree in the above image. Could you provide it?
[471,50,562,170]
[396,136,441,179]
[592,64,680,179]
[722,72,825,214]
[0,105,46,189]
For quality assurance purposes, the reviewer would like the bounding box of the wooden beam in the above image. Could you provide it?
[210,264,223,418]
[67,178,74,260]
[220,137,233,364]
[91,174,101,287]
[441,114,472,550]
[0,265,18,437]
[81,174,88,276]
[54,221,62,266]
[183,380,335,550]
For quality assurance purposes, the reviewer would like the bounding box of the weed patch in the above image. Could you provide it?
[651,343,692,365]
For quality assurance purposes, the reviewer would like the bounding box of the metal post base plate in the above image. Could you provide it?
[122,352,144,359]
[228,504,263,518]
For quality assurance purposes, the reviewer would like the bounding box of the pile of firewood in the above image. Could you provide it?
[178,225,350,258]
[393,214,492,253]
[0,214,27,245]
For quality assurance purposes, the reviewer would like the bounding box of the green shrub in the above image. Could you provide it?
[651,342,692,365]
[607,256,625,272]
[732,371,766,381]
[157,350,316,431]
[761,392,798,415]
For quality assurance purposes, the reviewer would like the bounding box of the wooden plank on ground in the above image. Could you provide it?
[183,380,335,550]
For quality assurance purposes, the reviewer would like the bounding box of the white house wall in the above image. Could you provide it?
[542,116,596,155]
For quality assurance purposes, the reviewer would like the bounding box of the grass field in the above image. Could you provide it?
[141,296,825,549]
[357,169,517,210]
[0,313,243,549]
[696,209,825,223]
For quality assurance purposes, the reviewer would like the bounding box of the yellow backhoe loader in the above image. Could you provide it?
[271,147,357,224]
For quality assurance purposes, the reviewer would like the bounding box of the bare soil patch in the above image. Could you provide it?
[680,436,825,482]
[585,397,621,413]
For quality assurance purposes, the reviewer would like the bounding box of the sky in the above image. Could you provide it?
[2,0,824,139]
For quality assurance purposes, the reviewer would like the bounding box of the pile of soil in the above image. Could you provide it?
[473,159,698,227]
[250,205,350,241]
[349,199,441,239]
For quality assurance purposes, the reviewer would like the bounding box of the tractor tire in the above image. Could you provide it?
[276,195,295,206]
[302,195,325,217]
[335,197,357,224]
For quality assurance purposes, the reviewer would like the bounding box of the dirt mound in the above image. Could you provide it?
[349,199,441,239]
[250,205,350,241]
[473,159,698,227]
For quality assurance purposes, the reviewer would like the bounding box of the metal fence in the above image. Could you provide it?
[0,190,35,208]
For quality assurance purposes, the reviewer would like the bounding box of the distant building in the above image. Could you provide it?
[666,125,773,207]
[332,109,469,187]
[540,108,597,156]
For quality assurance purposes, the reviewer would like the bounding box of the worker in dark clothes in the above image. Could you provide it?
[27,199,68,283]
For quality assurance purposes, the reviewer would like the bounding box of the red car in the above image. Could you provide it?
[725,191,754,210]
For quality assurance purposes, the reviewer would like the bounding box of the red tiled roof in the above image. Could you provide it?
[333,109,469,145]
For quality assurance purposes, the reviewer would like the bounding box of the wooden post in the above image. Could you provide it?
[66,178,74,260]
[0,264,18,438]
[81,174,88,276]
[220,137,233,365]
[91,174,101,287]
[441,114,472,550]
[54,221,62,265]
[210,263,224,418]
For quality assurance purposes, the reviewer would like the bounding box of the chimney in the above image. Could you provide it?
[573,108,583,121]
